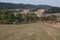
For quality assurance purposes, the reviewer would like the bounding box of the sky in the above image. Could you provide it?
[0,0,60,7]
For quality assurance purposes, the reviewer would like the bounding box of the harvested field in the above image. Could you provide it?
[0,23,60,40]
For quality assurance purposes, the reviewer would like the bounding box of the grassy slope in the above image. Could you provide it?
[0,23,60,40]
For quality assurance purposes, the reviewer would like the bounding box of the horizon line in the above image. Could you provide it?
[0,2,60,7]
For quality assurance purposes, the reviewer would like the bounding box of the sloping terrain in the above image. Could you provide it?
[0,2,51,9]
[0,23,60,40]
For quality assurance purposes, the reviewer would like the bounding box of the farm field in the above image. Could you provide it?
[0,23,60,40]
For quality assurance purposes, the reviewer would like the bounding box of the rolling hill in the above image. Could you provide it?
[0,2,60,13]
[0,2,51,9]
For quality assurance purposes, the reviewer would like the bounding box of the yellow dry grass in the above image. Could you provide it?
[0,23,60,40]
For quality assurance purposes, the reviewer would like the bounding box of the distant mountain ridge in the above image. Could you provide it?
[0,2,51,9]
[0,2,60,13]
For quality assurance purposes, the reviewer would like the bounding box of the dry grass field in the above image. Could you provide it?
[0,23,60,40]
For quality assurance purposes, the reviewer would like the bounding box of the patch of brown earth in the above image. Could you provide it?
[48,23,60,28]
[41,23,57,40]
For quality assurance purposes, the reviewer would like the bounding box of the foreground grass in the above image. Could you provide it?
[0,23,60,40]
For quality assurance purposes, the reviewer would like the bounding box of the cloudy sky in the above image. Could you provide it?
[0,0,60,7]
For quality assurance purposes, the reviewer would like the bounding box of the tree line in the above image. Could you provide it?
[0,10,38,24]
[0,10,59,24]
